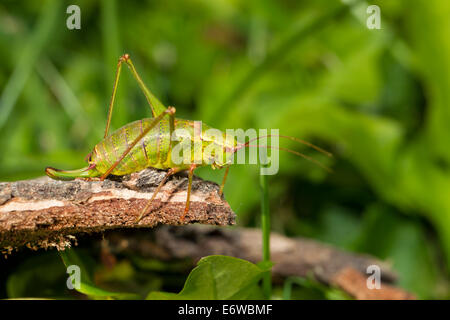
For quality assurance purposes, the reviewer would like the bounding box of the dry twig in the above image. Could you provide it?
[0,169,235,252]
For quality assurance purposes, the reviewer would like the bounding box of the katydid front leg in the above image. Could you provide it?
[219,166,230,197]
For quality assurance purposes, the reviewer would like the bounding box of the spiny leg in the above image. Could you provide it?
[122,55,177,160]
[181,164,197,221]
[99,54,181,216]
[121,54,167,117]
[135,167,180,223]
[219,166,230,197]
[100,107,176,180]
[104,53,169,138]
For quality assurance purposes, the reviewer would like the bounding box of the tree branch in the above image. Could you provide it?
[0,170,414,299]
[0,169,235,252]
[102,226,415,300]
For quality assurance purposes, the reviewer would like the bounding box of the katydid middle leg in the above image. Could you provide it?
[181,164,197,221]
[135,167,180,222]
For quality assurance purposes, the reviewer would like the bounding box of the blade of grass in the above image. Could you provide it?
[36,57,87,122]
[260,153,272,299]
[0,0,61,130]
[212,0,364,125]
[59,248,140,299]
[36,57,103,139]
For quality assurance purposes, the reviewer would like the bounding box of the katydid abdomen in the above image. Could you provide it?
[45,115,232,181]
[93,118,191,175]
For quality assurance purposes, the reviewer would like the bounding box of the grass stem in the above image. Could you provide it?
[260,160,271,299]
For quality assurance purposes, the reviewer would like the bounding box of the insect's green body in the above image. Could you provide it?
[91,118,234,176]
[94,118,175,175]
[45,53,329,221]
[45,116,236,180]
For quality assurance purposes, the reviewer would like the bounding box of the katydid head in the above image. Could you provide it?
[203,134,237,169]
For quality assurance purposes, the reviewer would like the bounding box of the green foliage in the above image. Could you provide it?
[281,276,352,300]
[354,205,442,299]
[147,255,269,300]
[59,248,139,299]
[0,0,449,299]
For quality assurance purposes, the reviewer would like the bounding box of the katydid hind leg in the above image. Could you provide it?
[135,167,180,223]
[104,53,169,138]
[122,55,167,117]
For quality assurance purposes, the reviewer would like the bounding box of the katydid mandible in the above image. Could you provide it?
[45,54,331,222]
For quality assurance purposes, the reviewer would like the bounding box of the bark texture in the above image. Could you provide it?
[0,170,414,299]
[0,169,235,252]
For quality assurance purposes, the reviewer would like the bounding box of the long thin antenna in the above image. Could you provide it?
[237,143,332,173]
[246,134,332,157]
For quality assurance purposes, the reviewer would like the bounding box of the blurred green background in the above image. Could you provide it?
[0,0,449,299]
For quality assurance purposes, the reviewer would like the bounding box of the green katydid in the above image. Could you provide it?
[46,54,331,222]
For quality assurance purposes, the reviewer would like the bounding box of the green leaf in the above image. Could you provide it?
[354,204,440,299]
[282,276,352,300]
[59,248,140,300]
[146,255,270,300]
